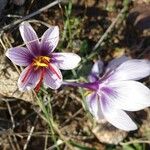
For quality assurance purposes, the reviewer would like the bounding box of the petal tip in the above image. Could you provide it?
[18,86,32,92]
[55,25,59,30]
[18,87,24,92]
[5,50,10,58]
[124,123,138,131]
[75,54,81,64]
[53,53,81,70]
[130,124,138,131]
[51,25,59,32]
[73,53,81,66]
[20,21,30,27]
[70,54,81,69]
[46,81,62,90]
[113,119,138,131]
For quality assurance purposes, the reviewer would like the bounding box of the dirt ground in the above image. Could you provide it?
[0,0,150,150]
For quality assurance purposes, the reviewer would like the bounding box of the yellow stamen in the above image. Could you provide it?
[84,90,93,96]
[33,56,50,69]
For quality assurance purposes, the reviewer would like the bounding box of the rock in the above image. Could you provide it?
[0,56,34,103]
[89,120,127,145]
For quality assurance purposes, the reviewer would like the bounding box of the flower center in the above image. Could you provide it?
[33,56,50,69]
[21,55,61,93]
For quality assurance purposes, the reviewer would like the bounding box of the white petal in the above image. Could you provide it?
[88,60,104,82]
[6,47,33,66]
[18,65,40,92]
[91,60,104,75]
[86,93,104,120]
[19,22,40,55]
[101,94,137,131]
[110,59,150,81]
[41,26,59,53]
[106,56,129,72]
[107,80,150,111]
[43,64,62,89]
[52,53,81,70]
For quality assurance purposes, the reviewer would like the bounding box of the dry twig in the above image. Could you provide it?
[0,0,65,32]
[93,6,128,51]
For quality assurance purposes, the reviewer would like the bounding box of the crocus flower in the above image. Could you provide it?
[64,56,150,131]
[6,22,81,92]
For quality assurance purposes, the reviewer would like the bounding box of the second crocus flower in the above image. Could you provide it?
[64,56,150,131]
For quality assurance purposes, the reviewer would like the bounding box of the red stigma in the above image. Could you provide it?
[43,59,61,79]
[21,64,33,83]
[35,69,45,92]
[48,63,61,79]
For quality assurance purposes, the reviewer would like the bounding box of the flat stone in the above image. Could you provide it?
[89,120,127,145]
[0,56,34,104]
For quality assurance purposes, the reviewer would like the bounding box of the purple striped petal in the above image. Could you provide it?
[19,22,40,55]
[110,59,150,81]
[43,64,62,89]
[6,47,33,66]
[52,53,81,70]
[41,26,59,55]
[107,80,150,111]
[106,56,129,72]
[88,60,104,82]
[86,93,104,120]
[101,94,137,131]
[18,66,40,91]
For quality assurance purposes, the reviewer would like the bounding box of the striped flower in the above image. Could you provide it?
[64,57,150,131]
[6,22,81,92]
